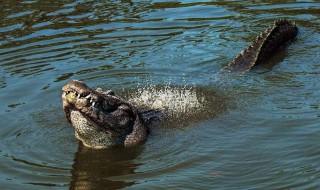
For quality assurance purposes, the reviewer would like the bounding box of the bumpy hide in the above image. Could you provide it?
[226,19,298,71]
[62,80,147,148]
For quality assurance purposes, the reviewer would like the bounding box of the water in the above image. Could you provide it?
[1,0,319,189]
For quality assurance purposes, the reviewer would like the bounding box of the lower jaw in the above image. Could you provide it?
[70,110,120,148]
[75,132,115,149]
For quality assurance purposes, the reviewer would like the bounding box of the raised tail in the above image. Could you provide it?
[226,19,298,71]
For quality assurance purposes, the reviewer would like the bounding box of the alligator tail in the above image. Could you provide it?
[226,19,298,71]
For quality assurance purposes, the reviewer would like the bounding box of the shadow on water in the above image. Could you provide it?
[70,144,143,190]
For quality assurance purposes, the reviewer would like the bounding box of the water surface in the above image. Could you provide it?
[1,0,320,189]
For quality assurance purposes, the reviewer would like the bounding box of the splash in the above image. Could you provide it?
[126,85,207,116]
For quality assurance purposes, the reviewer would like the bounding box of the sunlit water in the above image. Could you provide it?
[1,0,320,189]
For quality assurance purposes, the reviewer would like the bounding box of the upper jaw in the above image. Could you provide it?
[61,80,119,126]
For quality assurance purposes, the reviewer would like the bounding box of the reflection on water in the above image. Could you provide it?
[0,0,320,189]
[70,144,143,190]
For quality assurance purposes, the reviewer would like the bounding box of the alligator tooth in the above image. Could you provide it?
[106,90,115,95]
[90,99,93,103]
[85,94,91,99]
[92,102,96,107]
[77,94,81,98]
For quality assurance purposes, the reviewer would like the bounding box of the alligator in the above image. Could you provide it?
[62,19,298,149]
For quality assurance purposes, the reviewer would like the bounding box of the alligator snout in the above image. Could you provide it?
[62,80,147,148]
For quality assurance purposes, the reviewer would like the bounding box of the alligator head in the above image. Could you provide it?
[62,80,147,148]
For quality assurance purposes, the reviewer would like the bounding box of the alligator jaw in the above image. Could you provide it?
[226,19,298,71]
[62,80,147,148]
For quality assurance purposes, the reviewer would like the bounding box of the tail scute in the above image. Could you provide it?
[226,19,298,71]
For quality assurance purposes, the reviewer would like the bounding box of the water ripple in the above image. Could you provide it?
[1,1,320,189]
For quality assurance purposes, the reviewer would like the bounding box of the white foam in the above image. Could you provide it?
[127,85,207,116]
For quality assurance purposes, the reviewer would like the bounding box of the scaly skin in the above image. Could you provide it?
[62,19,298,148]
[226,19,298,71]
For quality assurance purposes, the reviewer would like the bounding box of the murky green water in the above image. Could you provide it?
[1,0,320,189]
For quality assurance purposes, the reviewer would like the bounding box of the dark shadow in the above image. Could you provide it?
[69,143,144,190]
[253,45,289,72]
